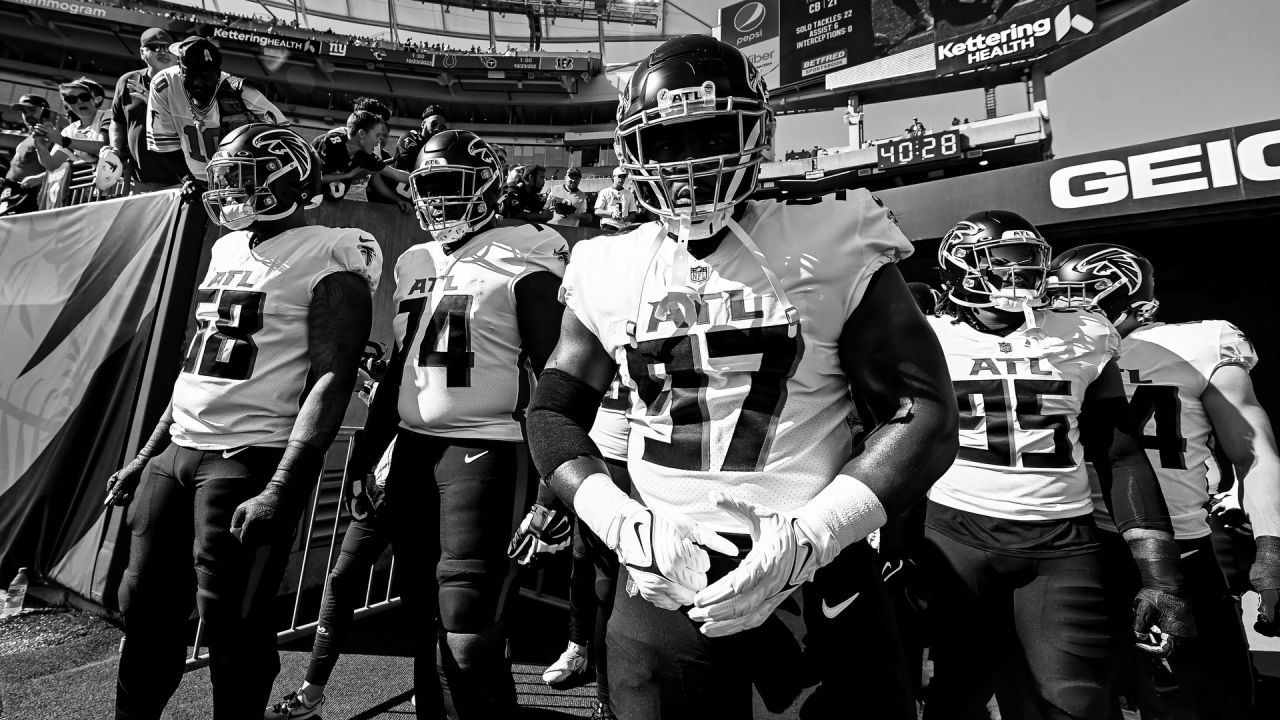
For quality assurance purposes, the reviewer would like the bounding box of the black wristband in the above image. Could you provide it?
[1129,537,1187,597]
[1251,536,1280,592]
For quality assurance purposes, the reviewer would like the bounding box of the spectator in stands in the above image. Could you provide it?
[40,78,110,170]
[350,97,408,209]
[392,104,448,174]
[107,28,182,193]
[148,37,286,201]
[499,164,551,221]
[594,166,636,233]
[544,167,591,226]
[907,117,926,136]
[313,110,410,203]
[963,117,970,124]
[951,117,961,126]
[1,95,58,215]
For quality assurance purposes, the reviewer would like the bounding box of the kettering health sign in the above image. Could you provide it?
[934,0,1096,76]
[719,0,876,89]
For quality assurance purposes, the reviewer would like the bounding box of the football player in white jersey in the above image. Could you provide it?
[1049,243,1280,719]
[920,212,1193,720]
[344,129,568,719]
[103,124,382,720]
[147,37,285,197]
[524,35,958,720]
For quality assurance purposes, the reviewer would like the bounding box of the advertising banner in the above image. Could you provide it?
[0,192,180,583]
[779,0,875,86]
[931,0,1096,76]
[877,119,1280,240]
[718,0,782,91]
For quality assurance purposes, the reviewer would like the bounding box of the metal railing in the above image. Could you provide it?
[37,160,131,211]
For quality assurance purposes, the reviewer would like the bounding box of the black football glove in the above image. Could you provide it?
[554,201,577,217]
[508,503,572,565]
[1251,536,1280,637]
[104,458,147,507]
[345,471,385,523]
[1208,491,1250,534]
[179,174,207,205]
[1129,537,1197,657]
[360,341,388,382]
[230,484,300,546]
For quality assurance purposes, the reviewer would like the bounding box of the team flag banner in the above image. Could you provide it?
[0,192,180,595]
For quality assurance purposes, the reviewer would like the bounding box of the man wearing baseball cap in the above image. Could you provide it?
[1,95,58,215]
[103,28,182,191]
[147,35,286,197]
[594,166,636,232]
[544,167,590,227]
[391,103,449,174]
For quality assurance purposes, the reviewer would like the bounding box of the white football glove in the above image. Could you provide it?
[574,473,738,610]
[688,490,838,637]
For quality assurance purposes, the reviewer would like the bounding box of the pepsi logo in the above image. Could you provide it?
[733,2,766,34]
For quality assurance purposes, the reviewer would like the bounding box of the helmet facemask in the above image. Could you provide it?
[616,81,772,239]
[943,237,1051,312]
[203,155,299,230]
[410,161,497,244]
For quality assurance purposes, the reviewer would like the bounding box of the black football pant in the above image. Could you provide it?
[305,512,391,686]
[607,537,914,720]
[919,527,1119,720]
[115,444,296,720]
[385,429,531,720]
[568,457,631,709]
[1099,531,1255,720]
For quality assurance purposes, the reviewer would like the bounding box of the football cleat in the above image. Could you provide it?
[542,641,589,686]
[264,689,324,720]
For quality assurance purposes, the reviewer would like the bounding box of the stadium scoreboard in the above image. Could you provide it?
[876,130,964,169]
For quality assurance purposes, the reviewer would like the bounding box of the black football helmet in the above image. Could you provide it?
[615,34,773,230]
[1047,244,1158,324]
[202,123,322,230]
[410,129,501,243]
[938,210,1052,311]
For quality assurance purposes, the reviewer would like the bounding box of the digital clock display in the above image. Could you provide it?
[876,130,964,169]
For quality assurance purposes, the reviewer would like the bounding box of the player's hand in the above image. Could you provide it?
[689,490,833,637]
[1251,536,1280,636]
[354,152,386,172]
[20,174,45,188]
[1208,490,1249,533]
[104,460,146,507]
[1132,588,1196,657]
[508,503,572,565]
[344,471,384,523]
[179,175,207,205]
[230,485,297,545]
[615,505,737,610]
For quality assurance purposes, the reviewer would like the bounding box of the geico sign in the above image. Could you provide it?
[1050,130,1280,209]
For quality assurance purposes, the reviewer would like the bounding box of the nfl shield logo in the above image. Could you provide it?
[689,266,710,283]
[998,342,1013,353]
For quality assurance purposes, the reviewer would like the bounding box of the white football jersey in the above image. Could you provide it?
[146,67,286,180]
[927,309,1119,521]
[1089,320,1258,538]
[171,227,383,450]
[590,373,631,462]
[394,223,568,441]
[562,190,912,532]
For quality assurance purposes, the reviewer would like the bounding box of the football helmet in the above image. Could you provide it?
[410,129,501,244]
[938,210,1052,311]
[1047,244,1158,324]
[202,124,322,230]
[615,34,773,236]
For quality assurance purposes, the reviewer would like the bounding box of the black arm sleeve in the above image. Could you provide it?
[1081,363,1172,533]
[526,368,606,478]
[350,340,407,477]
[514,270,566,376]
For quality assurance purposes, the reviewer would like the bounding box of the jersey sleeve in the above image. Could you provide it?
[837,190,914,319]
[1213,321,1258,375]
[240,83,287,125]
[146,72,181,154]
[560,238,603,340]
[310,230,383,293]
[392,133,421,171]
[523,229,570,279]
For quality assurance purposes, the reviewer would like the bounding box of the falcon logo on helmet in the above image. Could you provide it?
[1047,244,1158,324]
[202,123,322,230]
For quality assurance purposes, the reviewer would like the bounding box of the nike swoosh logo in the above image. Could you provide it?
[464,451,489,464]
[821,593,860,619]
[882,560,905,583]
[1180,549,1198,559]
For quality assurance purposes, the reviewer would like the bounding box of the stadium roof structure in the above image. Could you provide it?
[175,0,708,54]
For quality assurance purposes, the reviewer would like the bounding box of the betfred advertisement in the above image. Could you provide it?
[718,0,781,91]
[933,0,1096,76]
[780,0,874,86]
